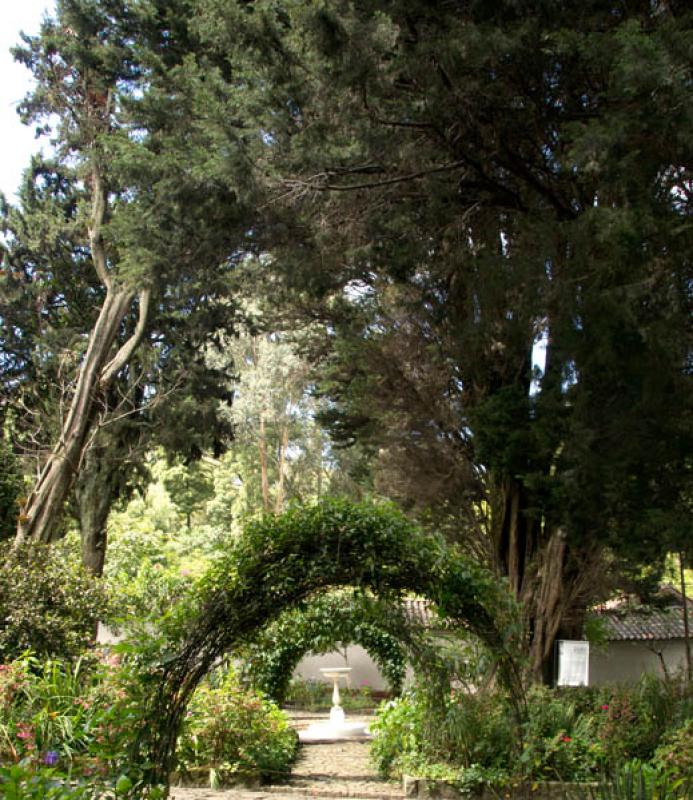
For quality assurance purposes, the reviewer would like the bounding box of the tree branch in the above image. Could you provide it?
[88,164,111,289]
[282,160,466,193]
[100,287,151,387]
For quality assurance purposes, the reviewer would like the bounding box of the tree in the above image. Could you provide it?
[0,431,23,541]
[4,0,257,554]
[194,0,693,678]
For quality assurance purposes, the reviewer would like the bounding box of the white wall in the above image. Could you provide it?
[589,640,688,685]
[295,640,691,690]
[293,645,392,691]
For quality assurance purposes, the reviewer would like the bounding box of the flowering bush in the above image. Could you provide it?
[369,675,693,789]
[0,763,94,799]
[592,674,690,768]
[176,667,298,786]
[283,677,376,711]
[0,651,164,799]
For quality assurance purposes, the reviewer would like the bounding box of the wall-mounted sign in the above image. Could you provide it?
[556,640,590,686]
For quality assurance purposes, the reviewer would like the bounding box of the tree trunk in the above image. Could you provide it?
[493,476,595,683]
[14,289,134,547]
[74,439,122,576]
[525,528,569,682]
[680,551,692,682]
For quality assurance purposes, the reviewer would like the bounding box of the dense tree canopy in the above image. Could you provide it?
[2,0,691,680]
[189,0,693,677]
[1,0,259,562]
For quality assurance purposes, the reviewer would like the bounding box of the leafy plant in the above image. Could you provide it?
[176,667,298,785]
[594,760,692,800]
[652,719,693,789]
[283,678,377,711]
[370,692,428,778]
[0,764,93,800]
[0,541,109,662]
[241,590,408,703]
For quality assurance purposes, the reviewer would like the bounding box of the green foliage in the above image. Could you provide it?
[0,434,22,541]
[592,675,691,768]
[240,591,408,703]
[190,0,693,673]
[283,678,376,711]
[370,686,515,781]
[161,459,215,529]
[0,542,109,662]
[369,692,428,778]
[0,651,166,799]
[176,667,297,786]
[652,720,693,789]
[104,458,227,622]
[519,687,602,781]
[595,760,693,800]
[370,675,693,788]
[133,498,522,787]
[0,764,94,800]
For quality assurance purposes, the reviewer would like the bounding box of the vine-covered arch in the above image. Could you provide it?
[241,591,410,701]
[133,500,522,787]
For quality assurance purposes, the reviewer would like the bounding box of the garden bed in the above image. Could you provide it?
[404,776,598,800]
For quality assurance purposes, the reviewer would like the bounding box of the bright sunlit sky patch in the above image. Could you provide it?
[1,1,56,202]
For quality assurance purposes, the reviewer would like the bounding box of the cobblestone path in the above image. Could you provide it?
[170,713,403,800]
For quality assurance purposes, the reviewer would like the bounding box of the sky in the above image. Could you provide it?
[0,0,56,202]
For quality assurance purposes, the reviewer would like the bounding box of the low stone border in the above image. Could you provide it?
[170,769,263,789]
[403,777,598,800]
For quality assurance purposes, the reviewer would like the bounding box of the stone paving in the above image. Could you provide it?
[170,712,403,800]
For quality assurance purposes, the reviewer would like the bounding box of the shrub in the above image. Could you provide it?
[0,542,109,662]
[0,650,166,799]
[652,719,693,788]
[593,675,688,768]
[594,759,692,800]
[519,686,603,781]
[370,692,428,778]
[0,436,22,542]
[0,763,94,800]
[240,591,408,703]
[283,677,377,711]
[176,667,298,785]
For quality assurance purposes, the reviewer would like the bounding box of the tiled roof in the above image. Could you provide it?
[400,587,693,642]
[594,606,689,641]
[591,586,693,642]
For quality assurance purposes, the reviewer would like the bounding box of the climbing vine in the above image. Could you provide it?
[240,591,410,701]
[128,499,523,788]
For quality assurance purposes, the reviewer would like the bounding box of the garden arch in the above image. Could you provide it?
[241,591,411,700]
[133,500,523,787]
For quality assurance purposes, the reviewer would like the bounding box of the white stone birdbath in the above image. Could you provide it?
[297,665,371,743]
[320,666,351,724]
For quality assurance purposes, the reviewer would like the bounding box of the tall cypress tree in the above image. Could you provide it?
[3,0,256,555]
[195,0,693,679]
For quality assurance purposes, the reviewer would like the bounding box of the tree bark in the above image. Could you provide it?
[74,442,121,577]
[680,551,692,682]
[14,288,134,547]
[12,158,151,552]
[493,476,596,683]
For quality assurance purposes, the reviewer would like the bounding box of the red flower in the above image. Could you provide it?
[561,736,571,743]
